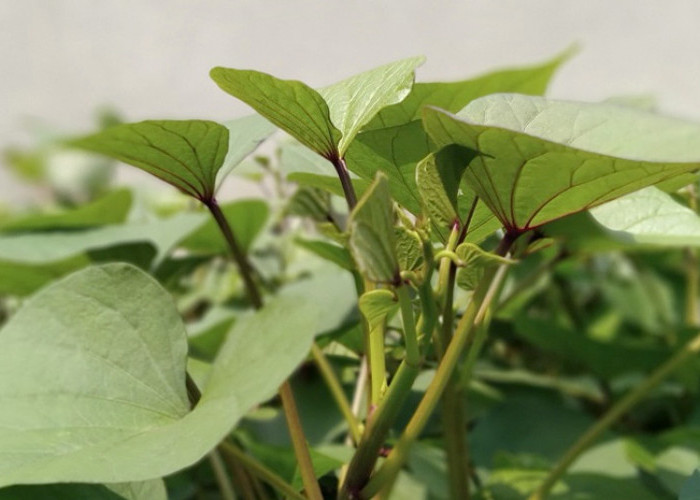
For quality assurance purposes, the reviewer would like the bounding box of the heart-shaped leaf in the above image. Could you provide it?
[424,94,700,232]
[348,174,399,284]
[0,263,355,486]
[68,119,265,202]
[210,57,423,159]
[359,289,399,330]
[216,115,276,188]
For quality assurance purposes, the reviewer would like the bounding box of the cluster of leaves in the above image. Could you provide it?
[3,48,700,500]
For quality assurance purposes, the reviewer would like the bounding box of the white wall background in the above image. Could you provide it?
[2,0,700,203]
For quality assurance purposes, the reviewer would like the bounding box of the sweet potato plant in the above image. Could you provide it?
[4,49,700,499]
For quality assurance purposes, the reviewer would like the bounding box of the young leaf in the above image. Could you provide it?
[359,289,399,330]
[395,226,423,272]
[416,146,473,229]
[455,242,515,290]
[424,94,700,231]
[211,57,423,159]
[215,114,276,188]
[348,174,399,284]
[210,67,342,158]
[367,47,573,130]
[318,56,424,155]
[68,120,230,201]
[0,264,356,486]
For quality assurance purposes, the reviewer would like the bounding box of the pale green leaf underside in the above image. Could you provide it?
[590,186,700,247]
[319,56,424,155]
[216,115,276,189]
[348,175,399,283]
[210,67,341,157]
[69,120,229,201]
[368,47,572,130]
[0,264,355,486]
[359,289,399,330]
[424,94,700,230]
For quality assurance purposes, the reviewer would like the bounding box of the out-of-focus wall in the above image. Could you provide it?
[2,0,700,202]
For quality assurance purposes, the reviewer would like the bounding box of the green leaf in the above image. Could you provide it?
[318,56,424,155]
[416,146,473,228]
[180,199,268,254]
[211,57,423,158]
[0,189,132,232]
[295,238,354,271]
[0,479,167,500]
[367,47,573,130]
[345,120,429,214]
[0,481,165,500]
[210,67,342,158]
[287,172,370,199]
[348,174,399,283]
[0,213,205,296]
[455,242,515,290]
[359,289,399,330]
[215,115,276,188]
[68,120,230,201]
[395,226,423,272]
[0,264,355,486]
[680,470,700,500]
[589,186,700,247]
[424,94,700,231]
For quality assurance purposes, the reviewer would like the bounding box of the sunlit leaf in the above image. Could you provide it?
[424,94,700,231]
[68,120,230,201]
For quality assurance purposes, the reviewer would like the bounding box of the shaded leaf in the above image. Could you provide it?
[679,470,700,499]
[0,479,166,500]
[288,172,370,200]
[69,120,229,201]
[215,115,276,188]
[0,189,132,233]
[359,289,399,330]
[455,242,515,290]
[424,94,700,231]
[348,174,399,283]
[180,199,268,254]
[0,264,355,486]
[295,238,354,271]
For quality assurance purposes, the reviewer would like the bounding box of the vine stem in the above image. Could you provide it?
[362,233,516,498]
[528,329,700,500]
[209,450,237,500]
[204,196,322,500]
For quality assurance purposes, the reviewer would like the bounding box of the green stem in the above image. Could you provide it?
[219,441,307,500]
[362,233,516,498]
[205,196,320,499]
[529,329,700,500]
[279,382,323,500]
[686,248,699,326]
[311,343,363,444]
[369,320,388,405]
[209,449,237,500]
[396,285,421,368]
[339,360,421,499]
